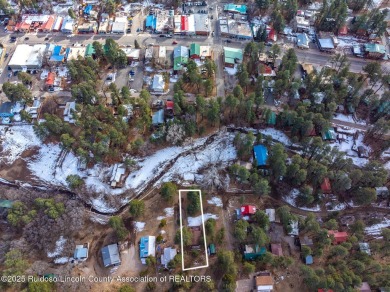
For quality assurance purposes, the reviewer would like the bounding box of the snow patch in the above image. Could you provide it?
[47,236,66,258]
[135,221,146,232]
[188,213,218,227]
[283,189,321,211]
[157,207,174,220]
[326,202,347,211]
[207,196,223,207]
[54,257,70,264]
[0,125,41,164]
[365,217,390,235]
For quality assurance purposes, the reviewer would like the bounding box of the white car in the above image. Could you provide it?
[66,34,74,38]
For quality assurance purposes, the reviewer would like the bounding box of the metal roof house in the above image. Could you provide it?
[190,43,201,59]
[139,236,156,264]
[223,47,243,68]
[8,44,46,70]
[173,45,189,71]
[85,44,95,57]
[145,15,156,30]
[305,255,313,265]
[152,109,164,126]
[297,33,310,49]
[0,102,14,118]
[101,244,121,268]
[223,3,247,14]
[161,247,177,268]
[255,273,274,292]
[151,74,165,93]
[364,43,386,59]
[49,45,70,62]
[61,16,74,34]
[253,144,268,168]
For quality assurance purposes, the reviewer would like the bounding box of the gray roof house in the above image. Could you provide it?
[101,244,121,267]
[152,74,165,93]
[161,247,177,269]
[152,109,164,126]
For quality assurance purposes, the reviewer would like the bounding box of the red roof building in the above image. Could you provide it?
[321,177,332,194]
[165,100,174,110]
[328,230,348,244]
[267,28,277,42]
[41,16,55,32]
[240,205,256,216]
[45,72,56,86]
[271,243,283,256]
[339,26,348,35]
[181,16,188,31]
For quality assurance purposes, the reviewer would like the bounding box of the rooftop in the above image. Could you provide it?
[223,46,243,65]
[223,3,247,14]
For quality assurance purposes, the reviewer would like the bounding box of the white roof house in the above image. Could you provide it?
[111,17,127,34]
[121,48,140,60]
[67,47,86,61]
[8,44,46,70]
[194,13,210,34]
[161,247,177,268]
[265,209,275,222]
[145,47,153,60]
[61,16,74,33]
[152,74,165,92]
[52,16,63,31]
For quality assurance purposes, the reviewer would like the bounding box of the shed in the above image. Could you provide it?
[240,205,256,216]
[305,255,313,265]
[266,111,276,126]
[74,244,89,261]
[139,236,156,264]
[161,247,177,268]
[208,244,216,256]
[321,177,332,194]
[328,230,348,244]
[253,144,268,167]
[101,244,121,267]
[358,242,371,255]
[271,243,283,256]
[357,282,371,292]
[265,209,275,222]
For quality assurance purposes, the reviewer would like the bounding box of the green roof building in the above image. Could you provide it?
[85,44,95,57]
[223,3,247,14]
[267,111,276,126]
[189,43,201,58]
[223,47,243,67]
[173,46,189,71]
[364,43,386,59]
[322,128,336,141]
[0,199,13,208]
[243,244,266,260]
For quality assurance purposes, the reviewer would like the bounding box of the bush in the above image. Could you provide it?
[187,191,201,216]
[129,200,145,218]
[66,174,84,189]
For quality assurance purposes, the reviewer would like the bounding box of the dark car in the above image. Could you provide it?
[126,28,131,33]
[226,39,232,43]
[159,34,165,37]
[172,41,178,45]
[44,37,49,41]
[24,37,29,40]
[10,36,16,42]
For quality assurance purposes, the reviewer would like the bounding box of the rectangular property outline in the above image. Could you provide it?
[178,189,209,271]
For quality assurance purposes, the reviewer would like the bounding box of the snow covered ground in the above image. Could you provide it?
[333,114,367,126]
[326,202,347,211]
[260,128,291,145]
[225,66,237,75]
[207,197,223,207]
[188,213,218,227]
[283,189,321,212]
[365,217,390,235]
[332,134,370,167]
[0,125,41,164]
[47,236,66,258]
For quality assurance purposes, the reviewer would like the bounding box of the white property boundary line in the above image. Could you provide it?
[178,189,209,271]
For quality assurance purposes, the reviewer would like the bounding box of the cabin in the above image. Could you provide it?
[152,109,164,127]
[255,272,274,292]
[236,205,256,220]
[328,230,348,244]
[101,244,121,268]
[322,128,336,141]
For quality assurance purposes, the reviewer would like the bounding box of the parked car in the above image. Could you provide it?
[24,37,29,40]
[159,34,165,37]
[10,36,16,42]
[44,37,49,41]
[172,41,178,45]
[226,39,232,43]
[165,34,172,38]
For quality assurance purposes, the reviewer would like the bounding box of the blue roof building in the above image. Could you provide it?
[0,102,14,118]
[50,45,70,62]
[84,5,92,15]
[305,255,313,265]
[223,3,247,14]
[253,145,268,167]
[145,15,156,29]
[74,244,89,261]
[139,236,156,264]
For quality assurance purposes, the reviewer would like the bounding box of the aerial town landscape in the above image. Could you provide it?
[0,0,390,291]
